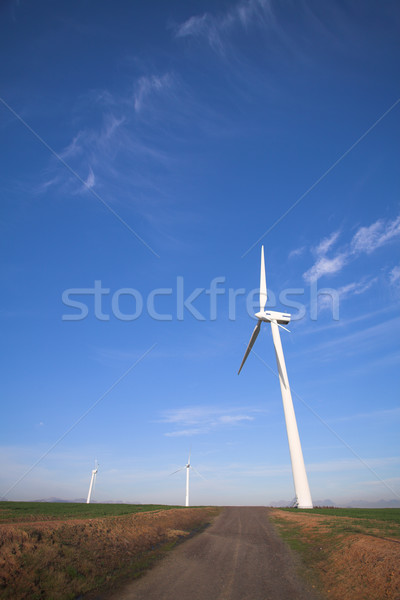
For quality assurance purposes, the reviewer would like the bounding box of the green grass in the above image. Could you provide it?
[282,507,400,524]
[278,507,400,540]
[271,507,400,599]
[0,501,181,522]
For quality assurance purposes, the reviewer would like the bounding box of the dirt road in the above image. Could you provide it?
[107,507,320,600]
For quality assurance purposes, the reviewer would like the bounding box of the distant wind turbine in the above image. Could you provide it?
[238,246,313,509]
[169,452,203,507]
[86,460,98,504]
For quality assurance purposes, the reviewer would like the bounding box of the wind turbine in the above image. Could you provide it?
[238,246,313,509]
[169,452,203,507]
[86,460,98,504]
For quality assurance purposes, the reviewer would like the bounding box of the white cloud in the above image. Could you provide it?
[134,73,173,113]
[303,229,345,282]
[351,215,400,254]
[98,114,125,147]
[175,0,273,53]
[303,215,400,283]
[350,278,377,295]
[389,265,400,285]
[175,14,210,39]
[303,253,348,283]
[307,456,400,473]
[304,317,400,359]
[336,277,377,299]
[351,220,383,253]
[219,415,254,424]
[317,277,377,311]
[38,176,60,192]
[59,132,85,160]
[315,230,341,256]
[83,166,95,189]
[331,407,400,423]
[160,405,260,436]
[165,428,208,438]
[288,246,305,259]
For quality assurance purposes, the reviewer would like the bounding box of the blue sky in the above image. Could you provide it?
[1,0,399,506]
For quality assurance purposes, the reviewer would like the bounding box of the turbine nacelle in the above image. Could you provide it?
[238,249,291,374]
[255,310,291,325]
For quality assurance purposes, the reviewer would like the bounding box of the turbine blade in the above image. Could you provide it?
[260,245,267,311]
[169,467,184,476]
[192,466,206,480]
[238,320,262,374]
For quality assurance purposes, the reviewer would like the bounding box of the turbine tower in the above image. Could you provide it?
[238,246,313,509]
[86,460,98,504]
[170,452,203,507]
[185,454,190,507]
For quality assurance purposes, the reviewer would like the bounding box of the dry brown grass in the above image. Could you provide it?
[270,509,400,600]
[0,507,219,600]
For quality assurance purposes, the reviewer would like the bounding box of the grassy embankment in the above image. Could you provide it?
[270,507,400,600]
[0,501,181,522]
[0,501,219,600]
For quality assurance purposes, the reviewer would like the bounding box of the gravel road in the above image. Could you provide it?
[107,507,320,600]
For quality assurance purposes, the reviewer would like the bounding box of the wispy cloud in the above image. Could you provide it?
[303,215,400,283]
[306,456,400,474]
[216,455,400,477]
[337,278,377,297]
[301,317,400,359]
[59,131,85,160]
[165,428,209,438]
[315,230,341,256]
[318,277,378,311]
[43,113,126,195]
[351,216,400,254]
[219,415,253,424]
[288,246,305,259]
[303,253,348,283]
[175,0,273,54]
[83,166,95,189]
[330,407,400,423]
[175,14,212,41]
[134,73,173,113]
[390,265,400,285]
[40,66,229,235]
[160,405,259,437]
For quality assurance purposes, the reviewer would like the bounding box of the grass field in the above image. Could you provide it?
[271,507,400,600]
[280,507,400,539]
[286,506,400,523]
[0,501,181,522]
[0,502,219,600]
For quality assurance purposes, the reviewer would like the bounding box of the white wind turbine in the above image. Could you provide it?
[86,460,98,504]
[169,452,203,507]
[238,246,313,509]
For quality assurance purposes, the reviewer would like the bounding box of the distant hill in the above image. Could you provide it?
[269,499,335,507]
[34,497,87,503]
[32,498,130,504]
